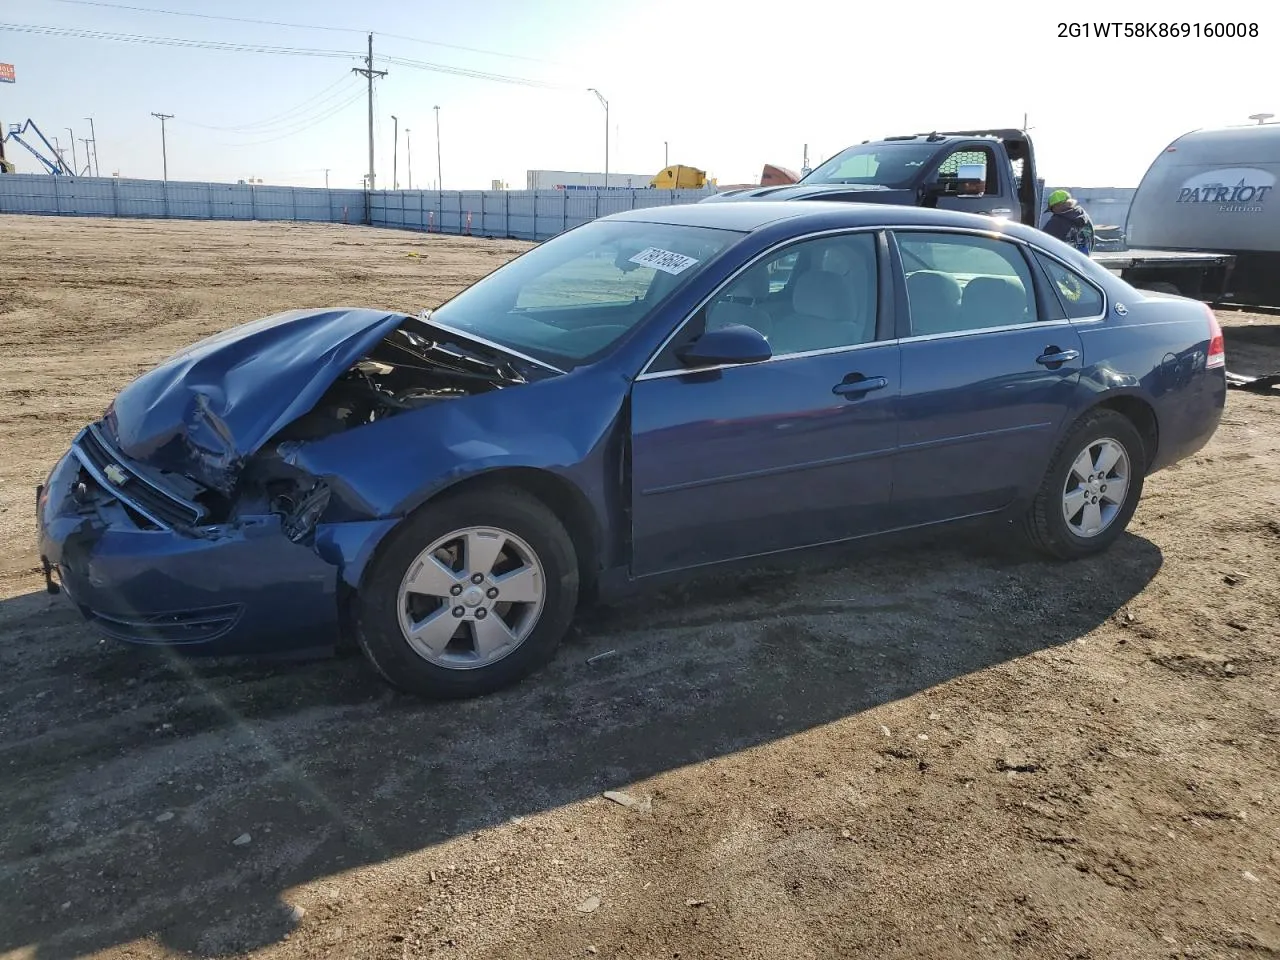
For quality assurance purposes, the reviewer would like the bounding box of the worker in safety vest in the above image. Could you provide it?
[1040,189,1095,255]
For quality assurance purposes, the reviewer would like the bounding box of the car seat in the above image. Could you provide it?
[905,270,964,334]
[773,270,859,354]
[959,275,1029,329]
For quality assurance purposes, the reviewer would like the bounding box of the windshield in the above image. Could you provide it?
[427,219,738,368]
[803,142,939,187]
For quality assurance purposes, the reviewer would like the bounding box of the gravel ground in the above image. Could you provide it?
[0,216,1277,960]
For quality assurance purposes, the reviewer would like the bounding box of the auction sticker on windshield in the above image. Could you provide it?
[629,247,700,275]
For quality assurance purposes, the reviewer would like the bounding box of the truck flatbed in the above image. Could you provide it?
[1092,248,1235,270]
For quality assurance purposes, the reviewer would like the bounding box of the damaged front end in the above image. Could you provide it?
[114,310,541,539]
[38,308,550,654]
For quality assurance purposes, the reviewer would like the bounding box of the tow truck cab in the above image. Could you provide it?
[705,129,1040,227]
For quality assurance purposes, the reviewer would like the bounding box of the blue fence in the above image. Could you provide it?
[0,174,367,224]
[371,187,717,241]
[0,173,715,240]
[0,172,1135,243]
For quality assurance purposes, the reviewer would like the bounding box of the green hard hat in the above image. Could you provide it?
[1046,189,1071,208]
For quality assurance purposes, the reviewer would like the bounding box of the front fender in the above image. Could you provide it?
[281,368,629,551]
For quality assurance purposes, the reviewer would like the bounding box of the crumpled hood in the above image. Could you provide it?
[104,307,406,495]
[702,182,916,205]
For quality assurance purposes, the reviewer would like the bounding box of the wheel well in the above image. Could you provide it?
[1094,396,1159,472]
[408,468,603,601]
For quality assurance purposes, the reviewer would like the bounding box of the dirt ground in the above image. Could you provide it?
[0,216,1277,960]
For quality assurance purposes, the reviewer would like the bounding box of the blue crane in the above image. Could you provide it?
[2,120,73,175]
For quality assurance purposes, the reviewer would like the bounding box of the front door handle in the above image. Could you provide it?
[833,374,888,397]
[1036,347,1081,367]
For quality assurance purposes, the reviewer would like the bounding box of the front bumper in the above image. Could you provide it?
[36,442,395,657]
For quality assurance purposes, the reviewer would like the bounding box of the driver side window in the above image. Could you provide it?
[933,147,996,196]
[649,232,881,372]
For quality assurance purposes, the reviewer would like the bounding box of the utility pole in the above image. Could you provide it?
[151,112,173,180]
[391,114,398,189]
[664,141,668,168]
[85,117,99,176]
[405,128,412,189]
[51,136,70,174]
[433,106,442,191]
[588,88,608,188]
[65,128,78,177]
[79,138,92,175]
[352,32,387,194]
[324,168,330,188]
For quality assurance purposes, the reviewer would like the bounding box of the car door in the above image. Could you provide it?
[628,230,902,577]
[890,228,1086,526]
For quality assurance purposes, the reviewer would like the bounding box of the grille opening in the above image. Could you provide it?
[74,426,204,530]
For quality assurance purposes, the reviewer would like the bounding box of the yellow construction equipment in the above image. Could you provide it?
[650,164,714,189]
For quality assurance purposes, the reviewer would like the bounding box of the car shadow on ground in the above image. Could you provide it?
[0,528,1163,959]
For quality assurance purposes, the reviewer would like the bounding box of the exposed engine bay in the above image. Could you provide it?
[240,323,539,540]
[272,325,525,443]
[80,319,544,541]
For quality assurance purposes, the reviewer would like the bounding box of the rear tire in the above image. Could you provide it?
[1023,410,1146,560]
[355,486,579,699]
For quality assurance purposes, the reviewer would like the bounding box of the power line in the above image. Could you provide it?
[0,21,360,58]
[174,74,361,133]
[41,0,560,64]
[374,31,556,65]
[381,54,571,89]
[211,87,367,148]
[2,21,571,87]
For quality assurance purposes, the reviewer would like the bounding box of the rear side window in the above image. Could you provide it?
[1031,250,1105,319]
[895,231,1038,335]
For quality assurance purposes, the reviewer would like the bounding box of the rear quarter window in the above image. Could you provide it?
[1031,250,1105,319]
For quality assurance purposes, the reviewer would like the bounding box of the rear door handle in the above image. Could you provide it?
[833,375,888,397]
[1036,348,1081,366]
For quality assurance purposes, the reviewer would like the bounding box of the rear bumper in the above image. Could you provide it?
[37,449,395,656]
[1149,369,1227,473]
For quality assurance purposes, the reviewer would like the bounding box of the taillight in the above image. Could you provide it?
[1205,306,1226,369]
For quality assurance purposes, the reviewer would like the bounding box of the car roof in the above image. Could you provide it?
[604,199,1043,240]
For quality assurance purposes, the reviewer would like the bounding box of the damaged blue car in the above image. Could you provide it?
[37,201,1226,698]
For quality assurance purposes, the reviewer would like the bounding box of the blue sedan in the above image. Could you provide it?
[36,201,1226,698]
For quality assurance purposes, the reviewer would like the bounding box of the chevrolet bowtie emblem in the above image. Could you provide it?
[104,464,128,486]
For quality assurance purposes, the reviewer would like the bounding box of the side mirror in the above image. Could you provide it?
[676,324,772,367]
[927,162,987,197]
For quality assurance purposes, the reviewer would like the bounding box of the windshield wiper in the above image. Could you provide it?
[398,326,527,384]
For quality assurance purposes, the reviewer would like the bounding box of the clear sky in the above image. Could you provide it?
[1,0,1274,189]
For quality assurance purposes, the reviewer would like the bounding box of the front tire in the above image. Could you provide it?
[1023,409,1146,560]
[355,486,579,699]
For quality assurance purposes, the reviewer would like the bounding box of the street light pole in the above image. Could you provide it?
[433,106,442,191]
[151,112,173,181]
[51,136,68,174]
[664,141,668,168]
[588,88,608,188]
[85,117,100,176]
[65,128,78,177]
[406,128,412,189]
[391,114,399,189]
